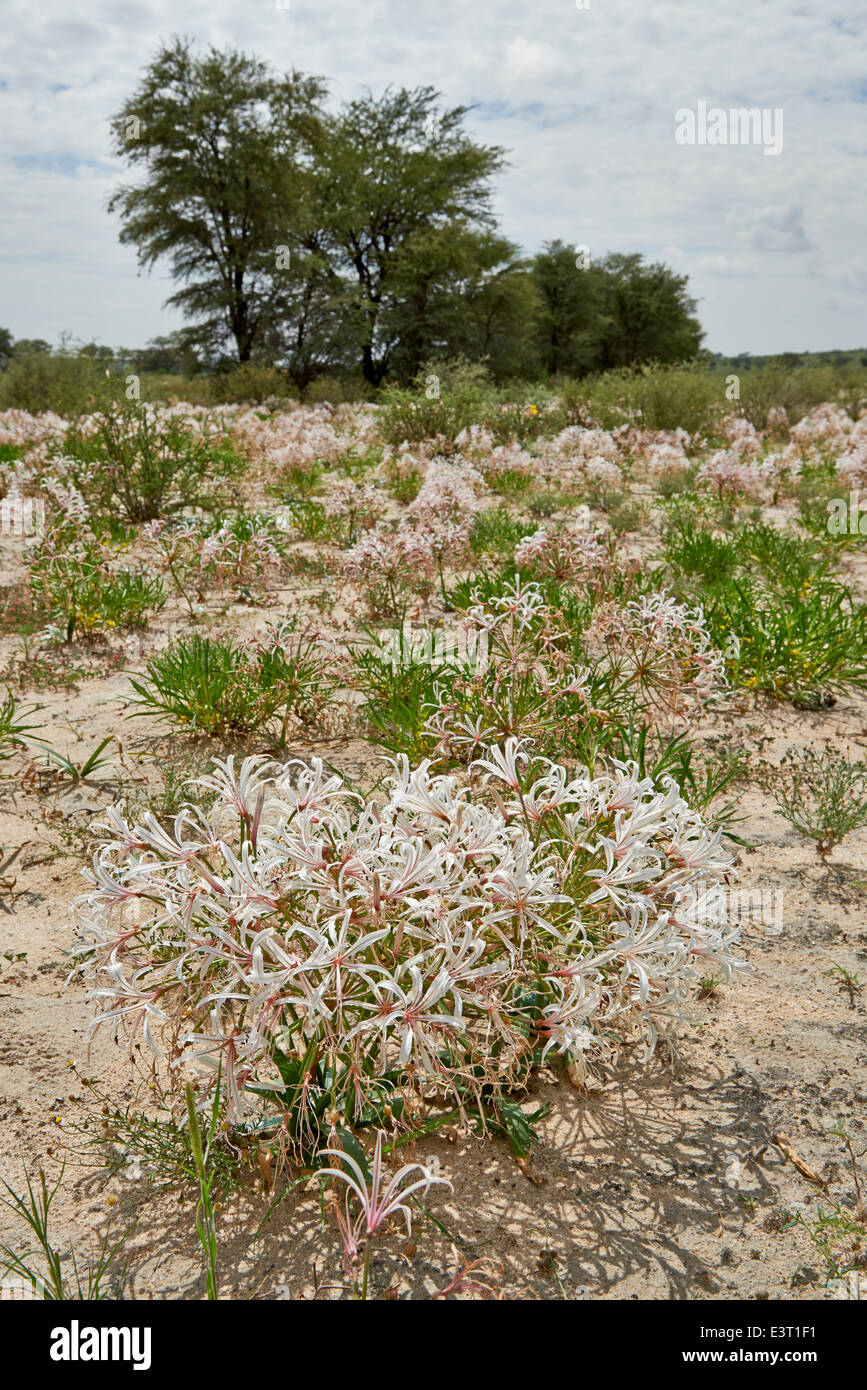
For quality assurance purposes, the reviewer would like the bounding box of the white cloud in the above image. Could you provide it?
[825,257,867,297]
[696,254,755,277]
[0,0,865,353]
[726,204,812,254]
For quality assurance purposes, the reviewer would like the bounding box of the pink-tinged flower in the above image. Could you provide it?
[697,450,767,501]
[482,852,570,939]
[471,738,529,791]
[347,964,465,1072]
[77,731,745,1122]
[318,1129,451,1238]
[515,526,614,586]
[433,1250,504,1300]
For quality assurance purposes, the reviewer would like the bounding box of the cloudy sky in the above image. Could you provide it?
[1,0,865,355]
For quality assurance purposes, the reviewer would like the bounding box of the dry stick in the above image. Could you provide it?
[772,1131,829,1191]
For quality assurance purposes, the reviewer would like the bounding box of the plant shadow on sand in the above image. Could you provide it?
[61,1053,782,1300]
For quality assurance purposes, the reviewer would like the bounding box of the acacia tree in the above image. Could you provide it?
[377,224,534,381]
[531,245,704,376]
[108,44,705,387]
[263,231,349,389]
[108,41,327,365]
[313,88,507,384]
[594,253,704,369]
[532,240,608,377]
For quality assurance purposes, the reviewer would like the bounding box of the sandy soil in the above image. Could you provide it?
[1,527,865,1302]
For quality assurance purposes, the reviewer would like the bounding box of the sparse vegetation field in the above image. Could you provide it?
[1,368,866,1302]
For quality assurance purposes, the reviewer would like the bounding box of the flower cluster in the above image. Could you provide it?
[696,449,772,501]
[233,403,378,480]
[419,574,728,775]
[0,408,69,451]
[584,590,727,718]
[453,424,496,459]
[549,426,624,465]
[789,403,856,453]
[201,514,285,596]
[479,442,536,487]
[342,526,435,617]
[719,415,763,457]
[406,459,489,574]
[637,439,692,482]
[75,743,745,1144]
[835,440,867,488]
[514,525,615,586]
[321,476,385,537]
[380,442,431,487]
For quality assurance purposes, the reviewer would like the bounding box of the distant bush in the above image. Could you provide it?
[137,373,215,406]
[303,375,373,405]
[378,358,565,447]
[563,363,724,435]
[209,362,293,405]
[553,360,867,436]
[61,399,248,523]
[0,352,102,415]
[378,358,492,446]
[736,363,846,429]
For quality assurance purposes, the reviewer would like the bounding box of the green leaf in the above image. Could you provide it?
[332,1128,372,1182]
[495,1098,549,1159]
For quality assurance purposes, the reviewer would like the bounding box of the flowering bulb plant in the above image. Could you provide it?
[321,477,385,545]
[377,447,424,505]
[75,740,745,1159]
[696,449,772,502]
[406,460,488,594]
[514,525,616,588]
[142,518,216,614]
[479,442,535,492]
[200,512,286,598]
[233,402,379,483]
[420,577,727,768]
[319,1127,452,1280]
[343,526,434,619]
[421,577,601,765]
[583,590,728,721]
